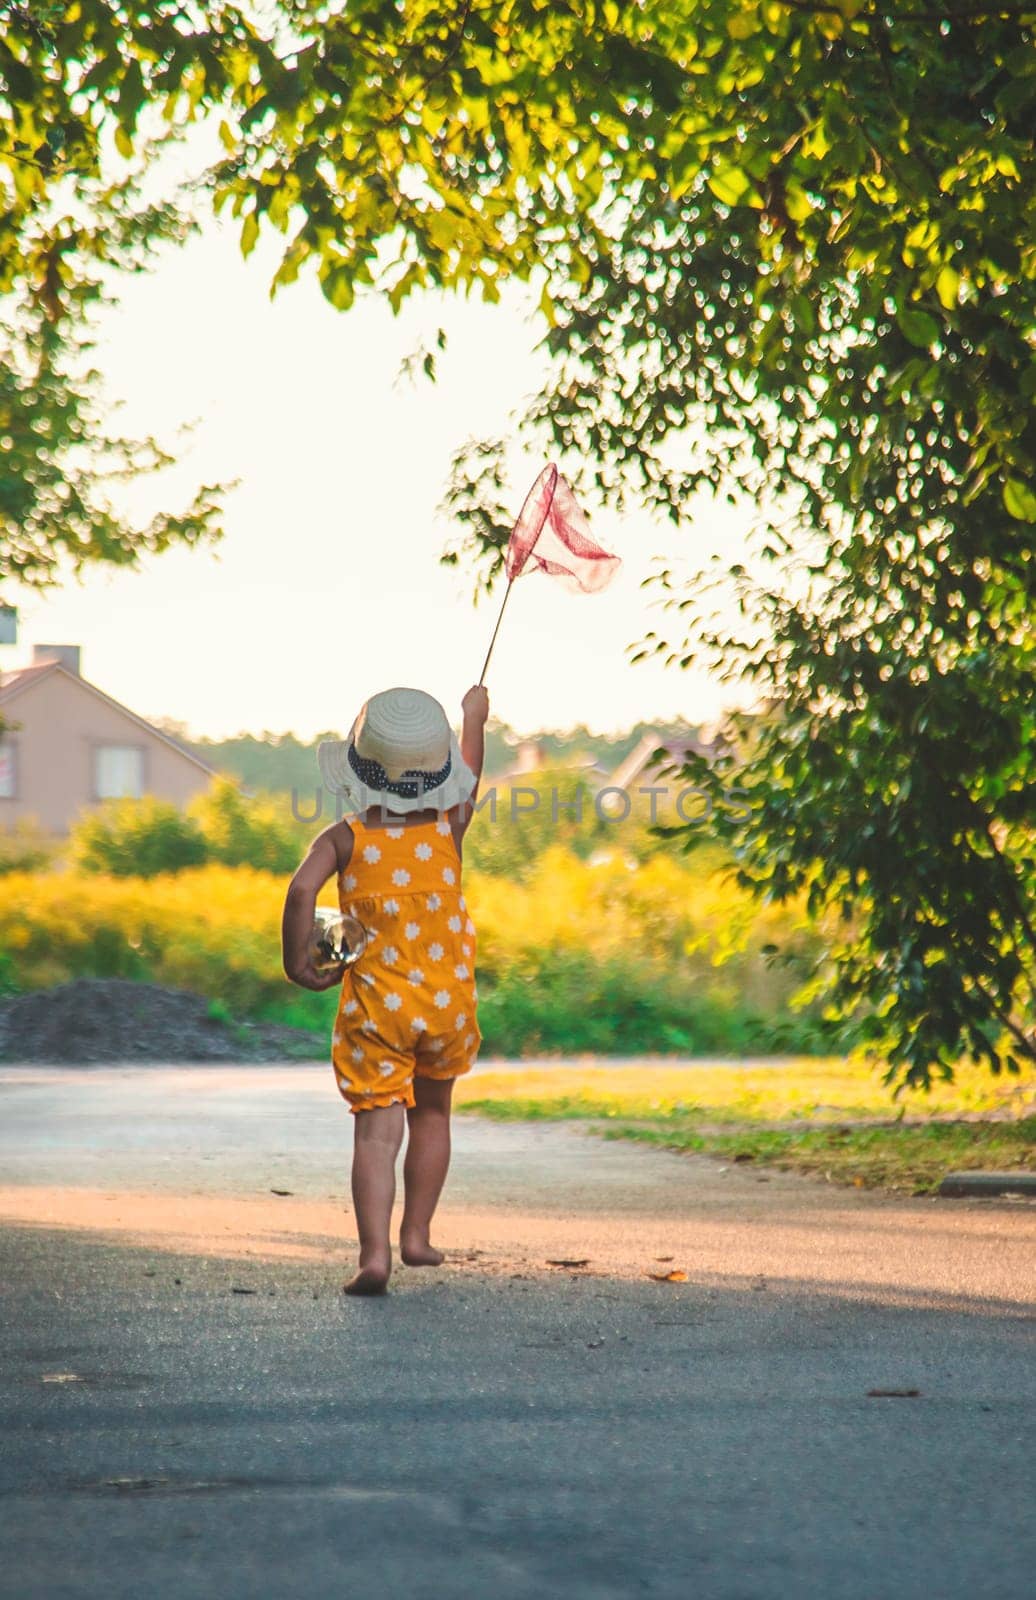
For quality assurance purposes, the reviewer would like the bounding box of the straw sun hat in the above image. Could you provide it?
[318,687,476,815]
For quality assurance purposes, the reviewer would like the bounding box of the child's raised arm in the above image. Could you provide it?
[281,825,349,992]
[451,685,489,846]
[460,684,489,783]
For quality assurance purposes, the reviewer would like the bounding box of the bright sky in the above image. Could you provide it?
[6,212,755,741]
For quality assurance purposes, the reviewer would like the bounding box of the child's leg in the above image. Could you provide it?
[400,1076,454,1266]
[344,1102,405,1296]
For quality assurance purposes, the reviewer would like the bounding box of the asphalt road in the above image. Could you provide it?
[1,1063,1034,1600]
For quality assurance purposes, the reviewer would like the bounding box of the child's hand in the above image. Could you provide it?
[462,685,489,726]
[285,959,344,993]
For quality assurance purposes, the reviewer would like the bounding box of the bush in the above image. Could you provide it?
[188,779,303,873]
[68,780,307,878]
[0,847,835,1055]
[70,798,209,877]
[0,864,306,1016]
[0,819,55,875]
[462,770,691,880]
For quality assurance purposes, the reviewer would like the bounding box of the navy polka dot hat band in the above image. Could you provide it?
[346,741,453,800]
[317,687,477,815]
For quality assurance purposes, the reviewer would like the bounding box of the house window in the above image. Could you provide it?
[95,745,144,800]
[0,739,15,798]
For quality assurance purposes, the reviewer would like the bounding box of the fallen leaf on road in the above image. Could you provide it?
[647,1270,688,1283]
[867,1388,921,1398]
[230,1286,257,1295]
[733,1152,755,1162]
[547,1258,590,1269]
[586,1338,605,1349]
[270,1188,293,1196]
[41,1372,83,1384]
[655,1255,674,1263]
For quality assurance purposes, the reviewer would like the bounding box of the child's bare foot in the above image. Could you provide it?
[343,1255,391,1295]
[399,1228,445,1267]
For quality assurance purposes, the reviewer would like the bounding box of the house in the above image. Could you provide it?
[490,737,610,789]
[608,727,728,793]
[0,645,216,836]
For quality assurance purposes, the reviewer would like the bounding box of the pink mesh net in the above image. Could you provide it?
[504,464,621,593]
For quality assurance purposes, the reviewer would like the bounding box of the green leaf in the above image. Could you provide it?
[934,266,960,311]
[320,264,354,312]
[1003,478,1036,522]
[707,165,754,207]
[896,307,941,348]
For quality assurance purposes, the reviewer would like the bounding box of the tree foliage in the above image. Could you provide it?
[3,1,1034,1082]
[0,1,270,591]
[213,0,1036,1085]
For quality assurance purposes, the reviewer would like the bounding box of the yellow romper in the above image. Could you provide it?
[330,813,481,1111]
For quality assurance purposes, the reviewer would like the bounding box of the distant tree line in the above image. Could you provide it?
[153,718,703,796]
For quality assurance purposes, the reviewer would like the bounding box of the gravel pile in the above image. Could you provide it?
[0,980,324,1064]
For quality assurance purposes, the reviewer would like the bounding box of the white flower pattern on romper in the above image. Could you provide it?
[384,897,400,914]
[465,918,475,934]
[404,921,420,940]
[455,1012,467,1029]
[454,964,469,980]
[447,914,462,933]
[459,896,466,910]
[351,1046,364,1063]
[379,1060,395,1077]
[414,841,432,860]
[442,866,456,885]
[382,946,398,965]
[392,868,411,886]
[411,1017,427,1032]
[433,990,450,1009]
[386,827,404,839]
[428,942,444,961]
[342,873,357,891]
[384,992,402,1012]
[342,999,358,1015]
[436,818,451,835]
[362,844,381,863]
[408,968,424,985]
[426,893,441,910]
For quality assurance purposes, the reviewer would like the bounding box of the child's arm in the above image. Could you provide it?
[452,685,490,847]
[460,684,489,784]
[281,824,350,991]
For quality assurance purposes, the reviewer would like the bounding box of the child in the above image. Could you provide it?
[281,684,489,1295]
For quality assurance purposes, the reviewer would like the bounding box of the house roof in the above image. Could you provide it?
[0,661,217,778]
[609,730,721,792]
[0,662,57,699]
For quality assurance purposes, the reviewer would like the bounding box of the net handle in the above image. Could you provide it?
[477,578,514,686]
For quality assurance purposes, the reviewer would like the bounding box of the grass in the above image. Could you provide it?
[454,1058,1036,1194]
